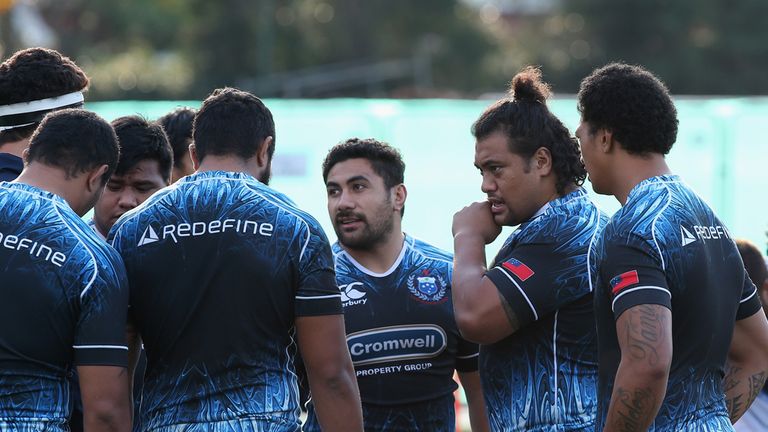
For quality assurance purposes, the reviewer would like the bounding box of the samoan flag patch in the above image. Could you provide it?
[501,258,535,281]
[610,270,639,295]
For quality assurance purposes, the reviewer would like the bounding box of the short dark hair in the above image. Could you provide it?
[112,116,173,183]
[193,88,275,162]
[737,239,767,289]
[156,107,195,169]
[472,66,586,195]
[577,62,679,156]
[322,138,405,188]
[0,48,89,145]
[322,138,406,216]
[26,109,118,183]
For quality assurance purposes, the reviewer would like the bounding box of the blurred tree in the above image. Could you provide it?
[32,0,499,99]
[533,0,768,94]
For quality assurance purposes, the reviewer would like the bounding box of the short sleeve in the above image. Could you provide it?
[737,269,762,320]
[485,241,592,328]
[600,237,671,320]
[295,223,343,317]
[73,253,130,367]
[455,336,479,372]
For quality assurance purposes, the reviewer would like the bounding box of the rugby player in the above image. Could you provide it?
[304,138,489,431]
[0,109,130,431]
[576,62,768,431]
[452,67,606,431]
[109,88,362,431]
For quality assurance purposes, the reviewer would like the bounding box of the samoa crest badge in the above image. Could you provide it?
[407,269,448,303]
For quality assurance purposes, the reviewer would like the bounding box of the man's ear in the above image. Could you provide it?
[532,146,553,176]
[86,164,109,192]
[21,148,30,164]
[257,136,274,167]
[392,184,407,213]
[189,143,200,170]
[600,128,614,153]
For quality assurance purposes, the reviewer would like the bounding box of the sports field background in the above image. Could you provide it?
[89,97,768,258]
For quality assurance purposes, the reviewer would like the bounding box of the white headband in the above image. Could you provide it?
[0,91,84,131]
[0,91,84,116]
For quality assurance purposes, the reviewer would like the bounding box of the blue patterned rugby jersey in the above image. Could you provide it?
[109,171,342,432]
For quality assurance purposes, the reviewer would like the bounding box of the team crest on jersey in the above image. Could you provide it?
[407,269,447,303]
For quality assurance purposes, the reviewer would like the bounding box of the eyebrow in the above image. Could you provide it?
[326,175,370,187]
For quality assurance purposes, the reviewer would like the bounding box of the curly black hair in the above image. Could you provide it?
[0,48,89,145]
[577,62,679,155]
[472,66,586,195]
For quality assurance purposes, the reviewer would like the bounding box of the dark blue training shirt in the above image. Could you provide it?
[109,171,342,432]
[305,235,478,431]
[594,175,762,431]
[0,182,129,431]
[482,187,606,431]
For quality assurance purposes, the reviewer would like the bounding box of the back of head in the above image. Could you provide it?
[0,48,89,144]
[26,109,119,183]
[193,88,275,162]
[322,138,405,189]
[736,239,768,288]
[472,66,586,194]
[577,62,679,156]
[112,115,173,183]
[156,107,195,170]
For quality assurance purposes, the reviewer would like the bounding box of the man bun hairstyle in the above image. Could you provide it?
[472,66,586,194]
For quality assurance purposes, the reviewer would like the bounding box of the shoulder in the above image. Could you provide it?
[405,235,453,266]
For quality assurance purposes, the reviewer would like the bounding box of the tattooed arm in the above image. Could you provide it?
[604,304,673,432]
[723,309,768,423]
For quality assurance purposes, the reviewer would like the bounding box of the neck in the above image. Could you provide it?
[343,229,406,274]
[611,153,671,205]
[0,138,30,158]
[197,155,264,181]
[14,164,84,214]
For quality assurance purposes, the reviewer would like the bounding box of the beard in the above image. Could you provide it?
[334,209,395,251]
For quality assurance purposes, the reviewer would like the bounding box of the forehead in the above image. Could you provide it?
[111,159,165,182]
[326,158,381,182]
[475,131,513,163]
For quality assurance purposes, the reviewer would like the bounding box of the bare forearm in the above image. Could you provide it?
[466,394,490,432]
[310,371,363,431]
[722,361,767,423]
[452,233,488,317]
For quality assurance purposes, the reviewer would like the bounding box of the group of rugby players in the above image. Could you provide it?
[2,46,768,432]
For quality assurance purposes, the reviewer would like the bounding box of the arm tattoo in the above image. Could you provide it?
[725,394,744,420]
[748,372,767,401]
[612,387,658,432]
[623,304,665,366]
[722,363,742,392]
[498,291,521,332]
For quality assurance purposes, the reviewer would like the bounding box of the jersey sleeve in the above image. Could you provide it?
[455,336,479,372]
[485,238,592,328]
[600,234,671,320]
[295,221,343,317]
[737,269,762,320]
[73,252,130,367]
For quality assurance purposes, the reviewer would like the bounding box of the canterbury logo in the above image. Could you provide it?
[138,226,159,246]
[680,226,696,247]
